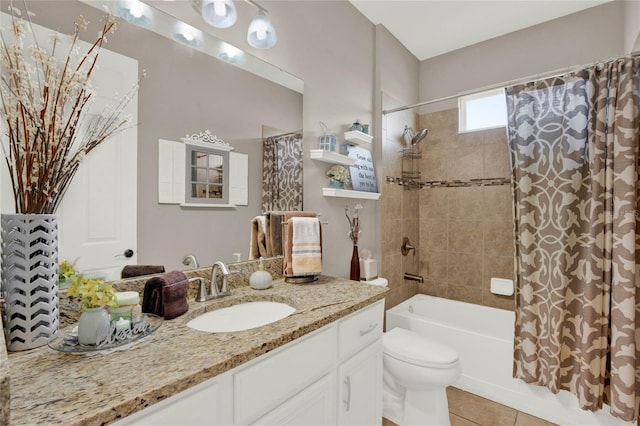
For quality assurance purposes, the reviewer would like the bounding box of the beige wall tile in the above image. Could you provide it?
[383,184,403,221]
[483,221,514,256]
[448,186,484,220]
[483,127,508,144]
[420,219,448,252]
[387,107,516,311]
[484,141,510,179]
[420,187,448,219]
[483,185,513,222]
[448,220,483,254]
[453,129,485,147]
[447,252,483,287]
[421,147,448,181]
[403,189,419,219]
[421,250,447,282]
[482,255,514,291]
[446,145,484,181]
[447,284,483,304]
[418,280,447,298]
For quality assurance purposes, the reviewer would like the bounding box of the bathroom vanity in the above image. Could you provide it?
[2,276,387,425]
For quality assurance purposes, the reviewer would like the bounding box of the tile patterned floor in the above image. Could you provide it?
[382,387,557,426]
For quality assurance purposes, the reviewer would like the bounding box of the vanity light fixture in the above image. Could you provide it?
[199,0,237,28]
[247,8,277,50]
[219,42,243,63]
[115,0,152,27]
[172,22,203,47]
[192,0,278,49]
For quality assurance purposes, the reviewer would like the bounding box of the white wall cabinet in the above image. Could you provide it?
[115,300,384,426]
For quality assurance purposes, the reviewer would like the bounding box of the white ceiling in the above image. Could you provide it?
[349,0,612,61]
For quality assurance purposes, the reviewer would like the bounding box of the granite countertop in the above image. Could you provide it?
[5,275,388,425]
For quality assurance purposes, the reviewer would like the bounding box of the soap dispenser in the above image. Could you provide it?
[250,257,273,290]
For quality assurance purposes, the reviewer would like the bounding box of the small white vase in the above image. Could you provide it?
[78,307,111,345]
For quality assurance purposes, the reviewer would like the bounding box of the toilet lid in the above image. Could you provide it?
[383,327,459,368]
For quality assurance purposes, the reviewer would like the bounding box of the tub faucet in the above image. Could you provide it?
[195,261,231,302]
[404,272,424,283]
[401,237,416,256]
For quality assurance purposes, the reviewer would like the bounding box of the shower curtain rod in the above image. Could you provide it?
[383,51,640,115]
[265,130,302,139]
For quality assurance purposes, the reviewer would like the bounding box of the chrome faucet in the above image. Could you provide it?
[195,261,231,302]
[182,254,200,269]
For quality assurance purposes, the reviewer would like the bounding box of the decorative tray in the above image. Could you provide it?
[48,313,163,354]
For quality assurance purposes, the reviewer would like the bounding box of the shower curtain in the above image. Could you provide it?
[261,132,303,212]
[507,56,640,421]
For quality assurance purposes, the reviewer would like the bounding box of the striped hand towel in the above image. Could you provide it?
[290,217,322,276]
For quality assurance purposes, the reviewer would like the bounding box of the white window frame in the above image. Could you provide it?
[458,88,507,133]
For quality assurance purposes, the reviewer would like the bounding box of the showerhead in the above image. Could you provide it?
[411,128,428,146]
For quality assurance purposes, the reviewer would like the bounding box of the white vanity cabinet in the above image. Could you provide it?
[116,300,384,426]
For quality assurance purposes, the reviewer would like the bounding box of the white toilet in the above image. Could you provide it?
[382,327,461,426]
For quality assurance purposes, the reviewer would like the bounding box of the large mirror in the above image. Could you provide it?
[12,1,303,280]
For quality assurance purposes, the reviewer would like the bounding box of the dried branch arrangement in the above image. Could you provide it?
[0,4,141,214]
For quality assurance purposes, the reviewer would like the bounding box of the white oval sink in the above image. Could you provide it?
[187,301,296,333]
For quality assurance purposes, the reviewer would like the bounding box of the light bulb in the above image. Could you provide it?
[247,11,277,49]
[129,2,143,18]
[200,0,237,28]
[256,26,267,41]
[213,1,226,17]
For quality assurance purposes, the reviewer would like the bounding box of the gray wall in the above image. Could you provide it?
[217,0,382,278]
[418,1,630,113]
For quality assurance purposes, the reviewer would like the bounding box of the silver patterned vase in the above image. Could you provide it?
[1,214,59,351]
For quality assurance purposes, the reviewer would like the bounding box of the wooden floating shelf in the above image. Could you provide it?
[344,130,373,148]
[310,149,356,166]
[322,188,381,200]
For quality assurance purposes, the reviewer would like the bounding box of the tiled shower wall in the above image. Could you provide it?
[380,95,420,309]
[417,108,515,310]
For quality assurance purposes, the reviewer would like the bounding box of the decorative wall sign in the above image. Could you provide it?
[346,146,378,193]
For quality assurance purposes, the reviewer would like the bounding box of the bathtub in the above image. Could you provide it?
[386,295,632,426]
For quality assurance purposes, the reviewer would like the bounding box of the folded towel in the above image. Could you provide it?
[282,211,318,276]
[121,265,165,279]
[265,212,284,257]
[290,217,322,276]
[249,216,268,260]
[141,270,189,320]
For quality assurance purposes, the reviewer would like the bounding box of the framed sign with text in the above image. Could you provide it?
[346,146,378,193]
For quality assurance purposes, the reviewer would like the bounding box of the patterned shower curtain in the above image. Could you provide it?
[261,132,303,212]
[507,56,640,421]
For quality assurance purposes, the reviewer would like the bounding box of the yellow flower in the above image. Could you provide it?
[59,260,76,281]
[67,275,117,310]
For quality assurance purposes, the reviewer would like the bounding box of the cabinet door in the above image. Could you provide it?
[337,340,382,426]
[113,372,232,426]
[252,373,336,425]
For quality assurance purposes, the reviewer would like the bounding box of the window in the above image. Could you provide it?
[458,88,507,133]
[186,145,230,205]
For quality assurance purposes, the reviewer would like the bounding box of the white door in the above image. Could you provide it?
[57,47,138,282]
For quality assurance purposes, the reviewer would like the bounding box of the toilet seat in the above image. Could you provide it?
[383,327,458,369]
